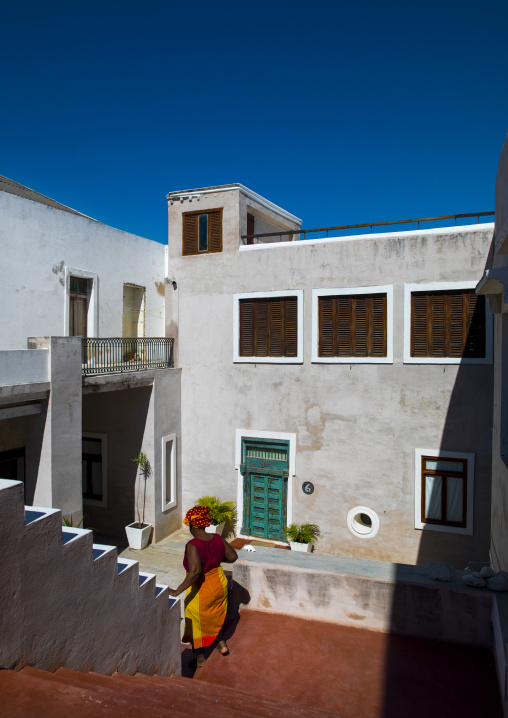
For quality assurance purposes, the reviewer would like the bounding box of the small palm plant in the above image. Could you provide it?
[133,451,151,527]
[284,522,321,544]
[195,495,237,526]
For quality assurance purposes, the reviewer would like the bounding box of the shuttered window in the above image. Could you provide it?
[318,294,387,357]
[239,297,298,357]
[411,290,485,358]
[182,209,222,256]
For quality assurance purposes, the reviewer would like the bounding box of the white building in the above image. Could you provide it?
[0,174,496,567]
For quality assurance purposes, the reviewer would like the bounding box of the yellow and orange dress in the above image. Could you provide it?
[182,534,228,650]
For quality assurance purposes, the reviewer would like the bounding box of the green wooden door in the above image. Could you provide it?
[240,438,289,541]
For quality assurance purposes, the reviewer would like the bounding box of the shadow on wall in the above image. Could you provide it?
[381,358,499,717]
[82,385,153,538]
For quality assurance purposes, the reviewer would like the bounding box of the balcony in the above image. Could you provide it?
[82,338,174,376]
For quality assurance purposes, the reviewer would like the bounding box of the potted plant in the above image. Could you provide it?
[284,523,320,552]
[195,495,237,537]
[125,451,152,549]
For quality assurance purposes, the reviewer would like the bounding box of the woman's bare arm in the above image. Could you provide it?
[167,544,202,596]
[222,538,238,564]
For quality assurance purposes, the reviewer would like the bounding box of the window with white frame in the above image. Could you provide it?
[82,433,107,507]
[233,290,303,363]
[312,286,393,363]
[404,282,492,364]
[162,434,177,511]
[414,449,474,535]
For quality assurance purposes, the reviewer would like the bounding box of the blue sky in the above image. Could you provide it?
[1,0,507,243]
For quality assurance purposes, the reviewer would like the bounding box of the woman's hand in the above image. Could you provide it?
[167,588,180,597]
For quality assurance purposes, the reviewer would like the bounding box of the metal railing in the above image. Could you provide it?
[82,338,174,376]
[241,211,495,244]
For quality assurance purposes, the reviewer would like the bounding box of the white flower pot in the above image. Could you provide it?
[125,522,152,549]
[289,540,313,552]
[205,522,225,536]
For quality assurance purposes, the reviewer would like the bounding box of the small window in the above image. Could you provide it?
[162,434,177,511]
[82,434,107,507]
[240,297,298,358]
[182,209,222,256]
[421,455,467,527]
[318,293,386,358]
[414,449,474,535]
[70,276,89,337]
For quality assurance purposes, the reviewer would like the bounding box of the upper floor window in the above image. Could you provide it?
[404,282,492,364]
[312,286,393,363]
[233,290,303,363]
[69,276,89,337]
[182,209,222,255]
[411,290,485,359]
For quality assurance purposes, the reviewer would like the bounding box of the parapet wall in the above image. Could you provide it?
[233,548,502,648]
[0,479,181,676]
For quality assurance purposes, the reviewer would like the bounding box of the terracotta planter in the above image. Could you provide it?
[125,522,152,549]
[289,540,313,552]
[205,522,225,536]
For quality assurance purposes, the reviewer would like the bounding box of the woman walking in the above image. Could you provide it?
[168,506,238,667]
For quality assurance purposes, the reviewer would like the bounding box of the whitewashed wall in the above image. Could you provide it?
[0,190,166,350]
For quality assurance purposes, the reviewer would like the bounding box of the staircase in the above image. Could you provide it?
[0,479,181,677]
[0,666,343,718]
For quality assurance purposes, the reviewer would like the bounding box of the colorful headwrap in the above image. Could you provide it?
[183,506,211,529]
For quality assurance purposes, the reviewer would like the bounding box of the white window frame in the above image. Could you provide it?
[404,281,493,364]
[64,267,99,338]
[233,290,304,363]
[311,285,393,363]
[82,432,107,508]
[414,448,474,535]
[234,428,296,539]
[162,433,177,511]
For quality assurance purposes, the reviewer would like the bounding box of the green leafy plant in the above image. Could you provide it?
[62,515,84,528]
[133,451,151,528]
[284,522,321,544]
[195,495,237,526]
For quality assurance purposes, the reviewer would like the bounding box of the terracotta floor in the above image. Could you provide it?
[187,609,503,718]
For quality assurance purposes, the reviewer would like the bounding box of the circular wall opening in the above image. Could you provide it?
[347,506,380,539]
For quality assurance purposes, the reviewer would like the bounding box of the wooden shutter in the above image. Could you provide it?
[209,209,222,253]
[431,294,446,357]
[371,295,387,356]
[464,293,485,358]
[182,213,198,255]
[318,294,386,358]
[239,297,298,357]
[411,290,485,358]
[182,209,222,255]
[239,300,255,356]
[284,297,298,356]
[319,297,334,356]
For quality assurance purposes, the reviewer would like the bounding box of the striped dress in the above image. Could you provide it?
[182,534,228,649]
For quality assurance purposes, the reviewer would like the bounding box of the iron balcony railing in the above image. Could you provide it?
[241,211,495,244]
[82,338,174,376]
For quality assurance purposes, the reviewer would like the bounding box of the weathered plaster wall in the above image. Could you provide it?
[233,549,496,647]
[169,192,494,566]
[0,479,181,676]
[0,190,166,350]
[0,349,49,385]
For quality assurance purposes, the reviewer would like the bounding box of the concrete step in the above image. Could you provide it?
[0,665,344,718]
[170,673,343,717]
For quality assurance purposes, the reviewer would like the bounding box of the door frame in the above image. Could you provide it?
[235,429,296,540]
